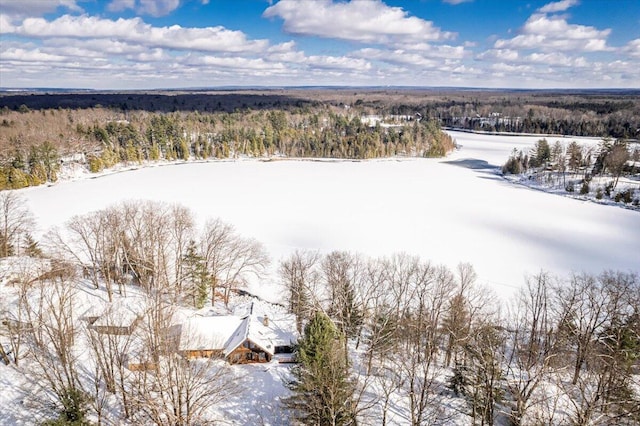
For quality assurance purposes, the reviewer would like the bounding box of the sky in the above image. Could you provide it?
[0,0,638,90]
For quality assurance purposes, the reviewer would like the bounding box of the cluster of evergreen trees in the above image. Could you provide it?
[0,140,60,189]
[503,138,639,206]
[0,106,455,190]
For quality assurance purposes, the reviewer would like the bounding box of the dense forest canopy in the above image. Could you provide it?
[2,88,638,135]
[0,93,457,190]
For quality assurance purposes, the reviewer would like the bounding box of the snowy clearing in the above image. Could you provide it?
[16,131,640,301]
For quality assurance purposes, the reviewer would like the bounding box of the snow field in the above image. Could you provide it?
[17,131,640,301]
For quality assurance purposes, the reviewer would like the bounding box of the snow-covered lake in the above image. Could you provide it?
[18,131,640,299]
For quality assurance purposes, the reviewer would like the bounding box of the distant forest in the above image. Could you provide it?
[0,95,454,190]
[1,88,638,138]
[1,88,638,190]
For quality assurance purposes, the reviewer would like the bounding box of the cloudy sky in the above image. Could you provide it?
[0,0,638,89]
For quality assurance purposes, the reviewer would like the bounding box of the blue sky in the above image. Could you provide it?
[0,0,638,89]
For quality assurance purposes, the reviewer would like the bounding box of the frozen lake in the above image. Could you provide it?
[19,131,640,299]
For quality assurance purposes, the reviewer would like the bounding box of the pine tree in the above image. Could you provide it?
[24,233,42,257]
[182,240,209,308]
[284,311,356,425]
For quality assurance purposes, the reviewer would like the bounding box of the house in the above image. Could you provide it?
[179,302,298,364]
[88,300,145,335]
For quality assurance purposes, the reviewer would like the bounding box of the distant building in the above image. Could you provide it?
[87,299,145,336]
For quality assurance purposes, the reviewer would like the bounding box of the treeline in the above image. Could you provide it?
[443,115,637,138]
[0,106,454,190]
[427,96,639,138]
[502,138,640,206]
[2,195,639,425]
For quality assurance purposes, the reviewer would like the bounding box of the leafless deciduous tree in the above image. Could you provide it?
[504,272,558,426]
[23,265,87,422]
[131,355,237,426]
[279,250,321,333]
[557,271,640,425]
[0,260,46,365]
[200,218,269,306]
[0,192,35,257]
[128,292,237,426]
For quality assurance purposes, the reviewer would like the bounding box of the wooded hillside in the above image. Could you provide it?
[0,99,454,190]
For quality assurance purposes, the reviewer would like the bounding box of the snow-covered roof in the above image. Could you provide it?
[224,316,253,356]
[91,297,145,328]
[179,303,299,357]
[0,256,50,287]
[179,315,243,352]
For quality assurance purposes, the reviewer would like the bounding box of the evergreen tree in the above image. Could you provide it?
[24,233,42,257]
[182,240,209,308]
[284,311,356,426]
[531,138,551,167]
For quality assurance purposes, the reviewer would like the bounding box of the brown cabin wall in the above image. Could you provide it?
[227,343,271,364]
[183,349,224,359]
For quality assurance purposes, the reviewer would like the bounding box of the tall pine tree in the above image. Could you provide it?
[284,311,356,425]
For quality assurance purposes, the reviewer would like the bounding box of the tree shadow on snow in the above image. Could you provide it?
[442,158,498,170]
[443,158,505,182]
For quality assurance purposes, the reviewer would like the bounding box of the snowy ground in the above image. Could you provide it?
[4,131,640,425]
[16,131,640,301]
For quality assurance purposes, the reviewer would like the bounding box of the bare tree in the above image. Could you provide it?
[167,203,195,300]
[443,262,485,367]
[58,209,123,301]
[604,141,630,189]
[453,317,505,426]
[504,272,558,426]
[24,265,88,423]
[130,292,237,426]
[85,306,136,396]
[554,273,610,385]
[394,262,454,426]
[322,251,365,341]
[0,259,45,365]
[200,218,269,306]
[279,250,321,333]
[131,355,237,426]
[0,192,35,257]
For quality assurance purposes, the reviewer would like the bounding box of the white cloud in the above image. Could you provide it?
[186,55,286,71]
[8,15,270,54]
[443,0,473,4]
[353,48,440,69]
[0,14,16,33]
[263,0,454,45]
[43,38,148,55]
[1,48,67,63]
[623,38,640,58]
[494,14,610,52]
[305,55,371,72]
[537,0,579,14]
[477,49,519,61]
[108,0,181,17]
[0,0,83,18]
[128,48,170,62]
[491,62,532,73]
[526,52,587,67]
[400,43,467,58]
[107,0,136,12]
